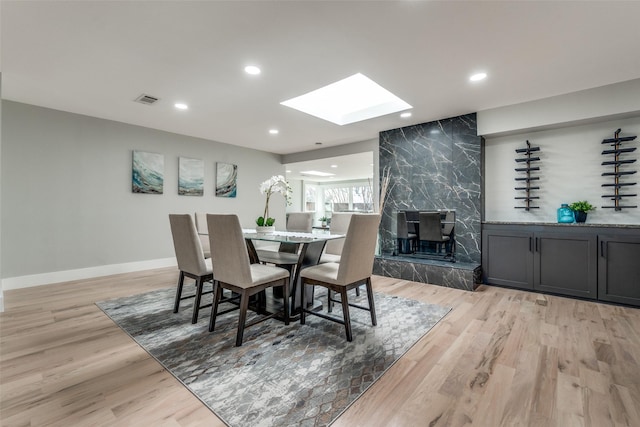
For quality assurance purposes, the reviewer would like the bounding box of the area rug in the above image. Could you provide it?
[97,286,450,427]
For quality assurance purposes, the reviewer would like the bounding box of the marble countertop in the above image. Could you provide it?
[483,221,640,229]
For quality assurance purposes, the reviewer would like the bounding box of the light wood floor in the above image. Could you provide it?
[1,269,639,427]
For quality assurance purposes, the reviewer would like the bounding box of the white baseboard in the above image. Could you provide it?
[1,257,177,291]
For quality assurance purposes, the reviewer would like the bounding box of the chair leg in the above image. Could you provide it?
[173,271,185,313]
[235,292,250,347]
[327,289,333,313]
[300,279,307,325]
[340,287,353,342]
[365,277,377,326]
[355,286,361,296]
[283,278,290,325]
[191,277,205,324]
[208,281,222,332]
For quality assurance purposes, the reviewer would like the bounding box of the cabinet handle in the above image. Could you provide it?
[600,241,606,258]
[529,237,532,252]
[535,237,539,252]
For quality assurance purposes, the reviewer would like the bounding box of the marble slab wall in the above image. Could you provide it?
[379,113,482,264]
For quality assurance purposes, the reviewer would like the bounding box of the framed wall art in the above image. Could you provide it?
[216,162,237,198]
[178,157,204,196]
[132,150,164,194]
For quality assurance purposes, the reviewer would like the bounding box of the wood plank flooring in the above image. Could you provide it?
[1,268,639,426]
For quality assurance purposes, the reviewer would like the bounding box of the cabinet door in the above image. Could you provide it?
[598,235,640,306]
[533,232,597,299]
[482,229,534,289]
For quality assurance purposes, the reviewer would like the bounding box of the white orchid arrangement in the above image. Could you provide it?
[257,175,292,226]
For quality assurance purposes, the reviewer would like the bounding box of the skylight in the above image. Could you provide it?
[280,73,412,126]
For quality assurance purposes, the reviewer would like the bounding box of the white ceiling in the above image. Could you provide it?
[2,1,640,156]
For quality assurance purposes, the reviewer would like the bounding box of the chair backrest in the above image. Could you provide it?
[207,214,253,286]
[286,212,313,232]
[442,211,455,236]
[194,212,207,234]
[194,212,211,254]
[324,212,352,256]
[419,212,444,241]
[337,214,381,284]
[169,214,208,276]
[397,211,409,239]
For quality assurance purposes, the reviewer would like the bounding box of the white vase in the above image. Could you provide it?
[256,225,275,234]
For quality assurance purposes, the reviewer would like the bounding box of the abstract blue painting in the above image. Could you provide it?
[132,150,164,194]
[178,157,204,196]
[216,162,237,198]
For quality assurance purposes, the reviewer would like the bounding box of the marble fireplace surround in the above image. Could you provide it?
[375,113,482,291]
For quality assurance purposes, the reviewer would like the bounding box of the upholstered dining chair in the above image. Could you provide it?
[319,212,352,264]
[299,214,380,342]
[207,214,291,347]
[418,212,450,254]
[396,211,417,254]
[169,214,214,324]
[194,212,210,258]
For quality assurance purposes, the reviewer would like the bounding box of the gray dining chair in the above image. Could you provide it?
[418,212,449,254]
[207,214,291,346]
[194,212,211,258]
[319,212,352,264]
[396,211,417,254]
[300,214,380,342]
[168,214,214,324]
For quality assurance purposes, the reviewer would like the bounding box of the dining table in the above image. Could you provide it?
[200,229,345,316]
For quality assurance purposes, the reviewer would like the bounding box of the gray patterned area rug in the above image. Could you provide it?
[97,286,450,427]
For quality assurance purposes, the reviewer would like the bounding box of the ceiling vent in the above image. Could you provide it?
[134,94,160,105]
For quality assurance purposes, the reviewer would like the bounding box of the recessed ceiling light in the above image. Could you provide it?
[269,129,279,135]
[469,72,487,82]
[281,73,412,126]
[330,164,338,168]
[286,170,292,173]
[244,65,261,75]
[400,112,412,118]
[174,103,188,110]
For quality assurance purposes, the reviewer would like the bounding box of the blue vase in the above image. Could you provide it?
[557,203,575,223]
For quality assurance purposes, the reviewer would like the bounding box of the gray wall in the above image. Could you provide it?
[1,101,286,284]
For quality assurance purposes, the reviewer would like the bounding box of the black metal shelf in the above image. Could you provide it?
[601,128,638,211]
[514,140,541,211]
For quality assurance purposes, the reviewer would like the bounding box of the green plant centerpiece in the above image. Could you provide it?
[256,175,292,227]
[569,200,595,223]
[319,216,329,227]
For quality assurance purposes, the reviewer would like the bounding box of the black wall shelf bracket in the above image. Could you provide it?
[514,140,541,211]
[601,128,637,211]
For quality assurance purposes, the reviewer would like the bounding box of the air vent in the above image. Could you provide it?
[134,94,160,105]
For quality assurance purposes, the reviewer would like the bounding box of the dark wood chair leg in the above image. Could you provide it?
[235,292,250,347]
[340,287,353,342]
[365,277,377,326]
[355,286,361,296]
[209,281,222,332]
[300,279,307,325]
[283,278,290,325]
[191,277,205,324]
[327,289,333,313]
[173,271,185,313]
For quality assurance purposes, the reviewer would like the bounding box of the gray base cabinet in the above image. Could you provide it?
[482,223,639,306]
[598,233,640,306]
[533,231,597,299]
[482,229,533,290]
